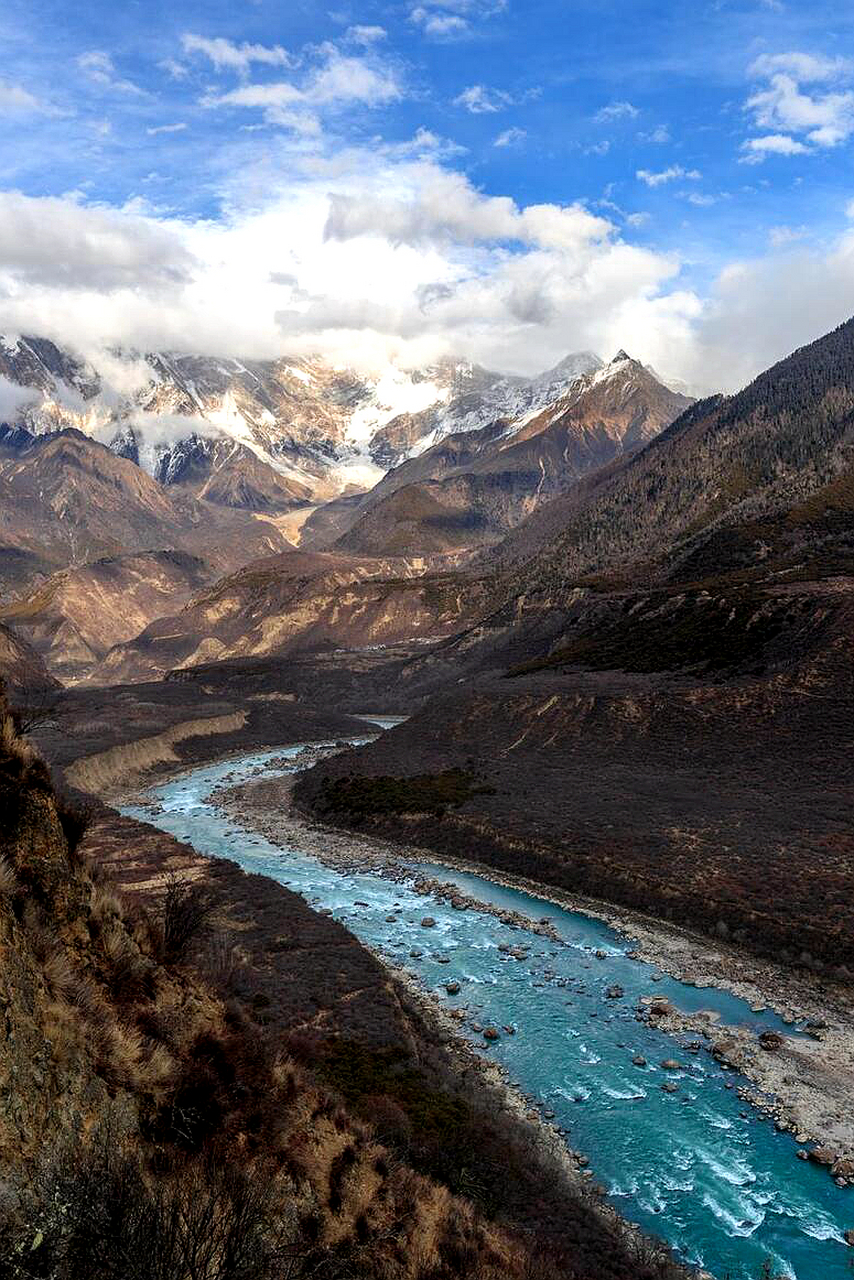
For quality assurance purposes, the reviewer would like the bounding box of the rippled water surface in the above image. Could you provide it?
[121,743,853,1280]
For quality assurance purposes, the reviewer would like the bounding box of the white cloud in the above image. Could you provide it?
[0,83,53,115]
[410,0,506,40]
[740,133,808,162]
[637,166,701,187]
[494,127,526,147]
[743,51,854,158]
[410,8,469,37]
[181,33,291,75]
[146,122,188,136]
[639,125,670,144]
[594,101,638,123]
[0,374,40,423]
[5,134,854,400]
[205,47,402,131]
[769,224,807,246]
[0,192,193,290]
[345,25,387,45]
[77,50,143,95]
[323,168,612,250]
[454,84,512,113]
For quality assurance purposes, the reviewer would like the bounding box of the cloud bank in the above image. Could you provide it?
[1,132,854,397]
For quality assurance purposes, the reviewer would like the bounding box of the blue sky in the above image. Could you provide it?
[2,0,854,388]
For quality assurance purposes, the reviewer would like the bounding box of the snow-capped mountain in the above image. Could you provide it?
[331,351,694,556]
[368,351,603,467]
[0,334,619,510]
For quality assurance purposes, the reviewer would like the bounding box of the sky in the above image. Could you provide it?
[3,0,854,392]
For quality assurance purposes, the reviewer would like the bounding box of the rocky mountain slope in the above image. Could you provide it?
[90,550,492,686]
[0,621,59,696]
[0,550,214,683]
[0,426,291,596]
[330,353,692,556]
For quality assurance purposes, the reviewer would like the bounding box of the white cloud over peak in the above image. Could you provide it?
[0,375,40,422]
[4,130,854,400]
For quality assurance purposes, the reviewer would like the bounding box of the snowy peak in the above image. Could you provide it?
[0,335,688,513]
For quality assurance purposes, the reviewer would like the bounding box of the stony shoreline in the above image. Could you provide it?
[202,747,854,1195]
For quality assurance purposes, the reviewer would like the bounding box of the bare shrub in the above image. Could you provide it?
[199,931,241,991]
[88,885,125,940]
[54,793,92,864]
[95,1021,144,1091]
[157,875,215,964]
[13,1130,291,1280]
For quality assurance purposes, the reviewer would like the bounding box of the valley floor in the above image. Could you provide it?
[209,755,854,1188]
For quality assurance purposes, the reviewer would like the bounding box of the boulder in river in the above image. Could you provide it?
[843,1229,854,1247]
[421,917,436,927]
[483,1027,499,1040]
[605,984,624,999]
[632,1055,647,1068]
[648,997,673,1017]
[445,981,461,995]
[660,1059,682,1071]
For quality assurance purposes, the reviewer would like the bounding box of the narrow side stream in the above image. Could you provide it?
[121,743,852,1280]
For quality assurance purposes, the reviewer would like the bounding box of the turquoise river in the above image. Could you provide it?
[120,733,852,1280]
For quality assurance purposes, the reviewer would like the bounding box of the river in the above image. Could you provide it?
[120,736,852,1280]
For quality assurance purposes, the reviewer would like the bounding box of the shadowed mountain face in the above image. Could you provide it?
[0,621,59,695]
[148,434,313,511]
[331,354,692,556]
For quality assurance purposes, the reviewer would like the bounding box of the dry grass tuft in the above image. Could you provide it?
[43,948,77,1004]
[0,856,17,898]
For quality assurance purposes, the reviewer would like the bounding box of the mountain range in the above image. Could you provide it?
[0,333,690,682]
